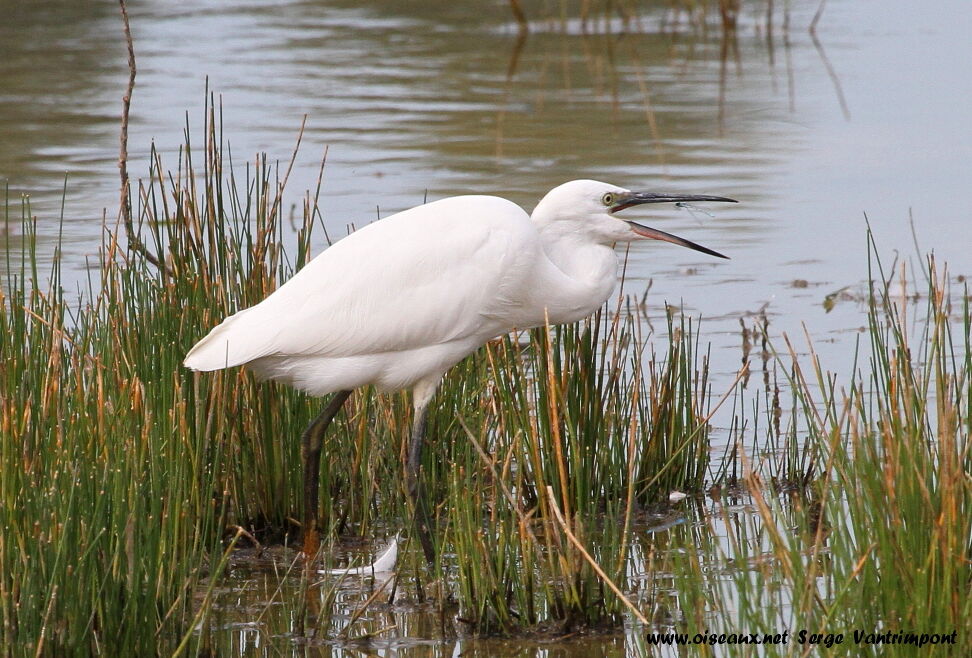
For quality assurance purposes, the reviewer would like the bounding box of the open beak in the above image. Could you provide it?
[610,191,736,259]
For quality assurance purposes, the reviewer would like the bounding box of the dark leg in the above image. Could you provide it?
[301,389,352,559]
[407,382,438,565]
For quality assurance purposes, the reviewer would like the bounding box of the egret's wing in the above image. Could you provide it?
[271,198,531,357]
[184,196,535,370]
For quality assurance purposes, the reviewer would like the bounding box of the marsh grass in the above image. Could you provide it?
[0,202,230,654]
[436,305,714,634]
[668,245,971,653]
[2,103,969,654]
[0,103,717,652]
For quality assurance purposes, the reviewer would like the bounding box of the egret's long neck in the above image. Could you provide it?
[536,225,610,276]
[530,216,619,324]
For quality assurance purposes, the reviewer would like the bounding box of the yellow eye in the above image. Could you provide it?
[601,192,615,206]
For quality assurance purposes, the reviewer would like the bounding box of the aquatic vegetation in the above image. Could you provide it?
[2,109,969,654]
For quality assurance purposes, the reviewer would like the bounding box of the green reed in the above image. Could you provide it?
[436,305,713,634]
[1,100,719,652]
[0,204,228,654]
[5,99,966,654]
[666,241,971,654]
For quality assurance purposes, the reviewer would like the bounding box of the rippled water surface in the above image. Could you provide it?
[2,0,970,653]
[4,2,970,360]
[0,0,972,369]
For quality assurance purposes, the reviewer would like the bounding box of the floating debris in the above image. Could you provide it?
[322,533,399,576]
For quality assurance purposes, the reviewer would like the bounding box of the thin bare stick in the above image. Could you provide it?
[228,524,264,550]
[337,573,396,640]
[508,0,529,34]
[809,0,827,35]
[458,418,540,546]
[810,28,851,120]
[118,0,165,272]
[544,486,650,626]
[266,114,307,241]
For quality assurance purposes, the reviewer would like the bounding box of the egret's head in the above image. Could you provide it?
[532,179,735,258]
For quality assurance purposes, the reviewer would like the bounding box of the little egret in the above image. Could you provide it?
[184,179,735,562]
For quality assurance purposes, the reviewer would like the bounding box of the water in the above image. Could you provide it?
[3,2,969,373]
[3,0,970,652]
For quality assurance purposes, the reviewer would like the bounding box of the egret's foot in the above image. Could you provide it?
[299,390,352,565]
[302,524,320,562]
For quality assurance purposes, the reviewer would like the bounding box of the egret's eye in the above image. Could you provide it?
[601,192,615,207]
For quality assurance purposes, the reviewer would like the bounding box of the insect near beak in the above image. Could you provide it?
[609,191,736,259]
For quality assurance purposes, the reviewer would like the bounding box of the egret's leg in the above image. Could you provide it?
[301,389,352,559]
[407,379,439,565]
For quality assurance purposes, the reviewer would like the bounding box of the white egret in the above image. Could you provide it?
[183,179,735,562]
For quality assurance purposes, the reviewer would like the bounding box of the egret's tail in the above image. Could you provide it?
[183,308,269,371]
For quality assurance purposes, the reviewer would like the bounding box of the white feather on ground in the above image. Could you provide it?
[321,533,399,576]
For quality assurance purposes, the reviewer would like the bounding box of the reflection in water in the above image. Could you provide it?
[2,0,968,452]
[3,3,972,648]
[208,489,817,655]
[0,1,123,234]
[809,27,851,121]
[3,1,825,245]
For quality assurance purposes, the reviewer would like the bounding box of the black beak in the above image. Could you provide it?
[610,191,736,259]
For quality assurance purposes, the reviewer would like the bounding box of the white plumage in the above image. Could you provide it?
[183,179,733,562]
[186,185,605,391]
